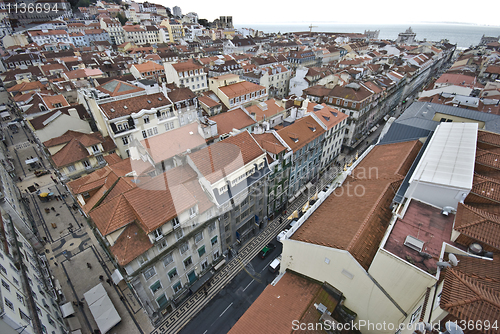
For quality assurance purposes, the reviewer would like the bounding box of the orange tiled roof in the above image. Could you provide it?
[188,131,265,184]
[252,133,286,155]
[245,99,284,122]
[228,271,321,334]
[132,61,164,73]
[291,140,423,270]
[440,254,500,333]
[123,166,199,233]
[219,81,265,99]
[277,115,325,152]
[455,203,500,250]
[208,108,256,136]
[110,223,153,266]
[99,92,169,119]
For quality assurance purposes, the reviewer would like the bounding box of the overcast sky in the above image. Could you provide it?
[162,1,500,27]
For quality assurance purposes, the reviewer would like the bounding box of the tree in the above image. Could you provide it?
[199,19,210,29]
[116,12,128,26]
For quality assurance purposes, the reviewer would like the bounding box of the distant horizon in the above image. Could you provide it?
[234,21,500,28]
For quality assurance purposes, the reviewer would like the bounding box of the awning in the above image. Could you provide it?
[111,269,123,284]
[84,283,121,334]
[60,302,75,318]
[25,157,39,164]
[190,269,214,293]
[39,192,49,198]
[214,259,226,271]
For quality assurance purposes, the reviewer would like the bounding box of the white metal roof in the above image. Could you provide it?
[410,122,477,189]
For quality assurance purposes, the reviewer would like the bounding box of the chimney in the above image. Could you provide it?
[68,108,79,119]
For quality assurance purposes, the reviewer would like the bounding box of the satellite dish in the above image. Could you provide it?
[445,321,464,334]
[437,261,451,269]
[449,254,459,267]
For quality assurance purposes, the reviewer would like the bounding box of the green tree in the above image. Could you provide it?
[198,19,210,28]
[116,12,128,26]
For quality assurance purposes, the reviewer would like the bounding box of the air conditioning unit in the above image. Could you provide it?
[404,235,424,252]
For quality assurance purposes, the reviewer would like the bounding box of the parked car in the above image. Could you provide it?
[269,255,281,273]
[259,243,276,259]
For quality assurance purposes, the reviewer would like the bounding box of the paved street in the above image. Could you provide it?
[2,104,153,334]
[179,242,283,334]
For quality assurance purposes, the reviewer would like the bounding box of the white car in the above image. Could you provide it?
[277,229,289,242]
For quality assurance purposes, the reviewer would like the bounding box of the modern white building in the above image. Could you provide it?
[406,122,477,209]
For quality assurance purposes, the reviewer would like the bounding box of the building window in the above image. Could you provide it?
[198,246,206,257]
[180,242,189,254]
[4,298,13,310]
[150,280,162,294]
[0,264,6,274]
[208,222,216,233]
[67,165,76,172]
[175,229,184,240]
[167,267,178,281]
[143,267,157,281]
[156,293,168,308]
[172,217,180,229]
[153,228,163,240]
[189,206,197,217]
[194,231,203,243]
[211,236,218,246]
[142,130,147,138]
[183,256,192,268]
[173,281,182,293]
[16,292,24,305]
[2,280,10,291]
[19,310,31,323]
[157,238,167,251]
[138,254,148,266]
[409,305,422,325]
[213,249,220,260]
[122,136,129,145]
[163,253,173,267]
[83,160,91,168]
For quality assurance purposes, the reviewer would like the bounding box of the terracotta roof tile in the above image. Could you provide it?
[189,131,264,184]
[228,272,321,334]
[218,81,266,99]
[99,92,170,119]
[455,203,500,250]
[276,116,325,152]
[440,255,500,334]
[141,122,206,163]
[291,140,422,270]
[208,108,256,136]
[252,133,286,155]
[245,99,284,122]
[90,194,137,235]
[123,166,198,233]
[109,223,153,266]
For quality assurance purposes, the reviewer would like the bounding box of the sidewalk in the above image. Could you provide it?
[7,123,153,334]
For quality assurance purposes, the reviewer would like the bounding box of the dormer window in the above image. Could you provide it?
[153,227,163,241]
[144,116,150,124]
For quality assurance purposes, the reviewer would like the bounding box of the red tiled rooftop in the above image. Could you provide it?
[188,131,264,184]
[228,272,321,334]
[440,254,500,333]
[208,108,256,136]
[291,140,423,270]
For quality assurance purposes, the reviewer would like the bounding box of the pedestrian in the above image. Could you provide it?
[120,295,125,302]
[18,176,22,181]
[99,275,104,281]
[86,262,92,269]
[34,182,39,187]
[54,262,58,266]
[203,287,207,296]
[106,278,112,286]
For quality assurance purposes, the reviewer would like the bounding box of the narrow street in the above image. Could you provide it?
[1,100,153,334]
